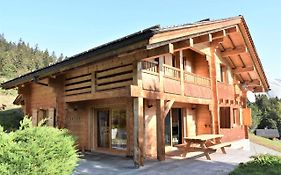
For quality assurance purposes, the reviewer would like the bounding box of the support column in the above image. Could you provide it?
[209,44,220,134]
[179,50,185,96]
[133,97,144,167]
[156,99,165,161]
[49,75,65,128]
[159,56,164,92]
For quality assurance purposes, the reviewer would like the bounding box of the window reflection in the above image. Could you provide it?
[111,109,127,150]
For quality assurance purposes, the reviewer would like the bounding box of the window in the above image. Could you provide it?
[233,108,240,126]
[220,64,226,83]
[220,107,231,128]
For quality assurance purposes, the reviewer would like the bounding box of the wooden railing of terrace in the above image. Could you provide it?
[184,72,212,99]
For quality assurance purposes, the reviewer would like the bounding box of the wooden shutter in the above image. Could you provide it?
[243,108,252,126]
[48,108,55,127]
[32,109,38,126]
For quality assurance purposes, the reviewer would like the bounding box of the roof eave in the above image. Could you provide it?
[1,26,159,89]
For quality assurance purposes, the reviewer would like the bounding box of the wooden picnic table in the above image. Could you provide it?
[177,134,231,160]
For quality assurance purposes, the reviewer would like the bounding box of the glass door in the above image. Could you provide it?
[111,109,127,150]
[97,110,110,148]
[165,108,182,146]
[165,112,171,145]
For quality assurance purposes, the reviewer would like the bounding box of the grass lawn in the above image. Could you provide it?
[249,133,281,152]
[230,154,281,175]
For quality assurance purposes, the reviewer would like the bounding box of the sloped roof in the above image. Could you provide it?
[1,16,268,91]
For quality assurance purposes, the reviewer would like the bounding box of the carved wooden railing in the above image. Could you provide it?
[141,60,159,74]
[184,72,211,87]
[163,64,180,80]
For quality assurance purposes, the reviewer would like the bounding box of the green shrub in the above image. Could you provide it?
[230,154,281,175]
[0,117,79,175]
[0,108,24,131]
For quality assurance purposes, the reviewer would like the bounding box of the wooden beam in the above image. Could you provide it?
[233,66,254,74]
[146,44,174,59]
[133,97,144,167]
[173,40,190,51]
[179,50,184,96]
[156,99,165,161]
[35,82,48,86]
[221,46,247,57]
[159,56,164,92]
[65,87,130,102]
[130,85,211,105]
[244,79,260,86]
[164,100,175,117]
[193,34,212,44]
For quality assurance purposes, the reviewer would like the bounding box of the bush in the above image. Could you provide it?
[0,117,79,175]
[230,154,281,175]
[0,108,24,131]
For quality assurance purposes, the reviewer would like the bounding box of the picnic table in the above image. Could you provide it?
[175,134,231,160]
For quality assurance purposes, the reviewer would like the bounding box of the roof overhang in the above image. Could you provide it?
[146,16,269,92]
[1,26,158,89]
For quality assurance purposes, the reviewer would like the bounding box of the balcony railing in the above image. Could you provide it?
[184,72,211,87]
[141,61,210,87]
[163,64,181,80]
[140,60,211,98]
[141,60,159,74]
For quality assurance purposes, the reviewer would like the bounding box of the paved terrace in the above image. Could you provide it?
[74,142,281,175]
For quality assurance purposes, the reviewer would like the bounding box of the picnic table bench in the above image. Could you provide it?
[175,134,231,160]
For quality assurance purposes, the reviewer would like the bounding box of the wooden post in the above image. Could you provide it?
[31,109,38,126]
[156,99,165,161]
[209,44,220,134]
[48,108,55,127]
[159,56,164,92]
[179,50,184,96]
[133,97,144,167]
[230,106,233,128]
[91,72,96,93]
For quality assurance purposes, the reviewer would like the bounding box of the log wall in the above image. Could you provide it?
[196,105,212,134]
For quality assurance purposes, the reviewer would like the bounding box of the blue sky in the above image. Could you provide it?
[1,0,281,80]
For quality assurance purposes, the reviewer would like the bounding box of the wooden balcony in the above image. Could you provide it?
[63,59,212,102]
[217,82,235,101]
[141,60,211,99]
[184,72,212,99]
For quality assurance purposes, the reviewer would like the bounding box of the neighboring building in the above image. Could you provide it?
[256,129,280,139]
[1,16,269,166]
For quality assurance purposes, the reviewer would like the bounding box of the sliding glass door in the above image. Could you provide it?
[165,108,182,146]
[97,110,110,148]
[111,109,127,150]
[96,108,127,151]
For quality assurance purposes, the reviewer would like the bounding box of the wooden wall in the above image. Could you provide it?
[29,81,56,110]
[65,102,90,150]
[196,105,212,134]
[220,126,245,142]
[193,54,210,78]
[184,106,197,137]
[64,98,133,154]
[20,79,56,116]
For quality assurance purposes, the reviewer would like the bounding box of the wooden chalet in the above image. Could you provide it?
[1,16,269,166]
